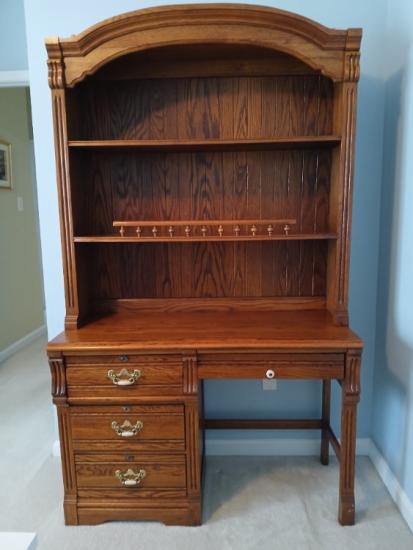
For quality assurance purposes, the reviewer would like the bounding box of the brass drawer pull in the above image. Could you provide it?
[107,368,141,386]
[115,468,146,486]
[111,419,143,437]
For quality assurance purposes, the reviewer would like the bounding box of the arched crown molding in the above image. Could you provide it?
[45,3,362,88]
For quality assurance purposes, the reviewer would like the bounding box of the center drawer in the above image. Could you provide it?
[75,453,186,490]
[198,352,345,379]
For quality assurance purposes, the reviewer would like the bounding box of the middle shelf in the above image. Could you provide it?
[73,219,338,243]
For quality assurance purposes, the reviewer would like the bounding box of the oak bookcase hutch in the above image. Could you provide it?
[47,4,363,527]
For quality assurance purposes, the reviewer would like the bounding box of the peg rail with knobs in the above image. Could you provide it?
[46,3,363,529]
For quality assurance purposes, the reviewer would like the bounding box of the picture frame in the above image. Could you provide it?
[0,140,12,189]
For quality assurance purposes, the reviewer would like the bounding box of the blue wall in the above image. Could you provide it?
[0,0,28,71]
[24,0,386,443]
[372,0,413,504]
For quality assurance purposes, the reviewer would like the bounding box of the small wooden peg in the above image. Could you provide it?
[251,224,257,237]
[234,225,240,236]
[284,224,290,236]
[201,225,207,237]
[136,226,141,237]
[218,224,224,237]
[120,226,125,237]
[152,226,158,238]
[168,225,174,238]
[267,224,273,236]
[185,225,191,237]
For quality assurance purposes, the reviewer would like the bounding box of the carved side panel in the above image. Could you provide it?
[47,40,79,327]
[185,401,201,497]
[51,87,79,328]
[49,355,78,524]
[57,405,78,525]
[329,80,358,325]
[339,349,361,525]
[182,352,201,502]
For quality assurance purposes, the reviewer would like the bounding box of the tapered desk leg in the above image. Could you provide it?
[321,379,331,465]
[338,350,361,525]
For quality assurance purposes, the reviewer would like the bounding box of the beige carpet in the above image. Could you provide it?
[1,338,412,550]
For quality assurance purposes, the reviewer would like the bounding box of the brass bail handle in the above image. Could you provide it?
[115,468,146,486]
[111,419,143,437]
[107,368,141,386]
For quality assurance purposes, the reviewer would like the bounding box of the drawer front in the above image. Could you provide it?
[71,405,184,442]
[75,454,186,490]
[65,354,183,400]
[65,353,182,368]
[198,353,344,379]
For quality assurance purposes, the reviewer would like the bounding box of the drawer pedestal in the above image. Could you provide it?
[49,348,361,526]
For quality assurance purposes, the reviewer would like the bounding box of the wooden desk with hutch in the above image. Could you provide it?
[46,4,363,527]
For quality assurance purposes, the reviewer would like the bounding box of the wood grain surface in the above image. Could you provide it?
[48,309,362,351]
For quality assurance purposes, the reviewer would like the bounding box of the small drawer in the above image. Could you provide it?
[65,354,183,401]
[75,453,186,490]
[198,353,344,380]
[71,404,184,442]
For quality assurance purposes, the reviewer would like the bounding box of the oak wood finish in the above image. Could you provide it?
[47,3,362,528]
[49,310,362,351]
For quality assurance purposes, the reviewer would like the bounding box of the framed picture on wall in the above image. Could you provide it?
[0,140,12,189]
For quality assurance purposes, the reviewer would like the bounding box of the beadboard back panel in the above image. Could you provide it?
[72,75,334,140]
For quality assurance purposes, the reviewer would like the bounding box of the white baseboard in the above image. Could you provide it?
[0,70,30,87]
[0,324,46,363]
[205,436,371,456]
[369,441,413,532]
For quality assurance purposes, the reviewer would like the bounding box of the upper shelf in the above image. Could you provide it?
[68,136,341,152]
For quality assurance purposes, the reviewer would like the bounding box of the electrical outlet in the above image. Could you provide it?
[262,379,277,390]
[17,196,24,212]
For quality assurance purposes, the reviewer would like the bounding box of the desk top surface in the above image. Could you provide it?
[48,309,363,352]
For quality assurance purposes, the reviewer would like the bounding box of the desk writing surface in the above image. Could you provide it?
[48,310,362,352]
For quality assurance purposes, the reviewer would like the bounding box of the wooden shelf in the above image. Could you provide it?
[68,135,341,152]
[74,233,337,243]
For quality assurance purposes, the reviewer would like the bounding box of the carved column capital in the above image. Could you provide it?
[344,52,360,82]
[49,356,67,404]
[48,59,65,89]
[343,349,362,402]
[183,352,198,394]
[46,38,65,89]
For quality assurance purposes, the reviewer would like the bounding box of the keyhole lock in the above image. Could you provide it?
[266,369,275,379]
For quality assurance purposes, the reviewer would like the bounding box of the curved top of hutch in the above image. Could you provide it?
[45,3,361,88]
